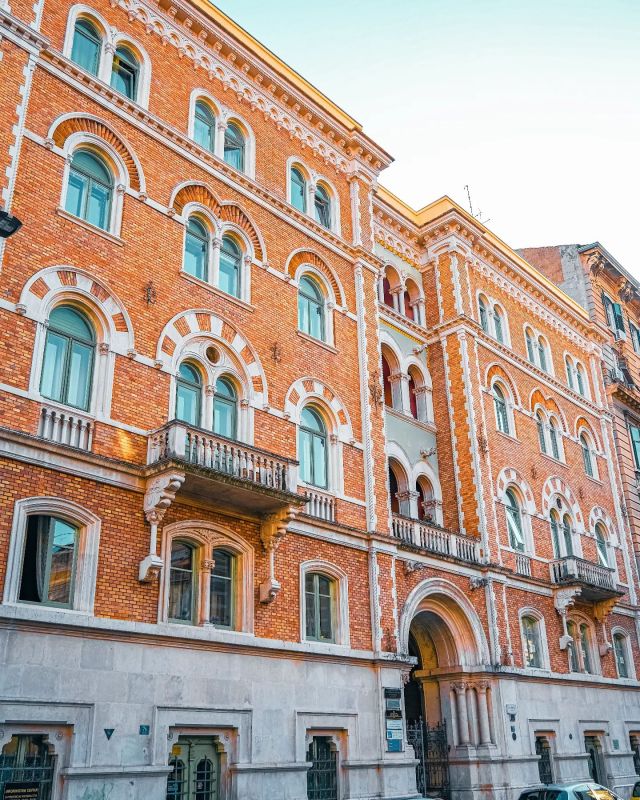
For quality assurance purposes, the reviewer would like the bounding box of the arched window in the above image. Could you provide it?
[304,572,335,642]
[576,364,586,397]
[298,275,325,341]
[579,623,593,674]
[389,467,399,514]
[549,419,561,460]
[382,276,394,307]
[416,477,435,522]
[40,305,95,410]
[562,514,574,556]
[168,540,195,624]
[595,523,609,567]
[479,296,489,333]
[314,184,332,230]
[194,100,216,152]
[581,433,594,478]
[613,632,630,678]
[536,410,547,453]
[219,235,242,298]
[175,362,202,426]
[493,305,505,344]
[537,337,548,373]
[290,167,307,213]
[18,515,78,607]
[565,356,575,391]
[382,354,393,408]
[550,509,562,558]
[493,384,510,434]
[223,122,245,171]
[65,149,113,231]
[505,489,525,552]
[521,615,542,668]
[299,407,327,488]
[567,620,596,674]
[213,377,237,439]
[71,18,101,75]
[408,370,418,419]
[210,548,235,628]
[110,45,139,100]
[525,328,536,363]
[184,217,209,281]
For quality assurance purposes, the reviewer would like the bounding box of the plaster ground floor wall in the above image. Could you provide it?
[0,620,420,800]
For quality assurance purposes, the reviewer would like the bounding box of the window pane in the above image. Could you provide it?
[65,170,87,218]
[66,341,93,409]
[168,543,193,622]
[86,181,111,230]
[319,589,333,640]
[580,625,592,673]
[176,384,200,426]
[111,50,137,100]
[305,587,317,638]
[219,248,240,297]
[194,103,215,152]
[614,636,629,678]
[184,230,208,280]
[50,306,94,341]
[224,124,245,171]
[299,429,313,484]
[210,550,233,627]
[47,518,77,604]
[71,23,100,74]
[213,397,236,439]
[40,331,68,402]
[312,433,327,488]
[291,168,306,212]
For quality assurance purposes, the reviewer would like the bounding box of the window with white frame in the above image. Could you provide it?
[580,431,598,479]
[479,294,508,345]
[565,355,588,397]
[64,148,113,231]
[3,497,101,614]
[298,274,326,342]
[174,359,239,440]
[630,321,640,354]
[193,99,216,153]
[314,183,332,230]
[110,45,139,101]
[505,488,526,552]
[613,631,631,679]
[290,165,308,213]
[602,292,625,338]
[521,614,544,668]
[493,382,512,435]
[71,17,102,76]
[525,327,551,373]
[594,522,610,567]
[223,121,245,172]
[535,408,564,461]
[629,423,640,470]
[300,562,349,647]
[550,508,574,558]
[566,619,597,674]
[40,305,95,411]
[299,406,328,489]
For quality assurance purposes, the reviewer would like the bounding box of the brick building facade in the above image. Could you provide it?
[0,0,638,799]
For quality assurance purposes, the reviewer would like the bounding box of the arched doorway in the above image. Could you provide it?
[401,581,490,799]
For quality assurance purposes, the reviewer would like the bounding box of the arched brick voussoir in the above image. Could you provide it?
[541,476,584,529]
[169,182,222,218]
[48,114,144,193]
[19,266,135,354]
[495,467,536,514]
[155,309,268,407]
[219,203,265,263]
[284,376,355,445]
[284,249,346,309]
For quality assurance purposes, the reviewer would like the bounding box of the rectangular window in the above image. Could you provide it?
[18,515,78,607]
[630,425,640,470]
[631,322,640,354]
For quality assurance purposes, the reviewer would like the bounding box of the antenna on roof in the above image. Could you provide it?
[464,185,491,225]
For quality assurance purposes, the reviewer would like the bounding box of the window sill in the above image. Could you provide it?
[181,271,255,312]
[297,330,338,354]
[56,207,124,246]
[585,474,603,486]
[540,452,567,467]
[495,430,520,444]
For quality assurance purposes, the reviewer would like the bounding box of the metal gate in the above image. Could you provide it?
[535,737,554,784]
[0,735,56,800]
[406,719,450,799]
[306,737,338,800]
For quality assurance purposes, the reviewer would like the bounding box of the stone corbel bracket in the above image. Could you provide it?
[553,587,581,649]
[139,471,186,582]
[259,506,297,603]
[594,597,618,655]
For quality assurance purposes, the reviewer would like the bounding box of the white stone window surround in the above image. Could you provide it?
[566,613,601,676]
[548,504,584,560]
[518,606,551,671]
[299,560,350,648]
[523,322,554,376]
[168,335,254,445]
[533,404,566,463]
[498,482,535,556]
[158,520,254,633]
[578,426,600,481]
[3,496,101,614]
[295,401,343,497]
[490,378,517,437]
[58,131,129,238]
[378,264,426,326]
[610,626,636,680]
[62,5,152,109]
[563,351,591,400]
[476,290,511,347]
[25,274,134,423]
[179,202,254,305]
[588,507,619,580]
[285,156,341,236]
[293,263,337,347]
[187,88,222,150]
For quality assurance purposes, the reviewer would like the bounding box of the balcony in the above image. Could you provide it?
[147,420,303,515]
[391,514,481,565]
[303,489,336,522]
[38,404,93,451]
[549,556,622,602]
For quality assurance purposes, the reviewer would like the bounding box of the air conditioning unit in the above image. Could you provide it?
[614,328,627,342]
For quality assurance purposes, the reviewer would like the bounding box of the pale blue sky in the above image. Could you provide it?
[213,1,640,273]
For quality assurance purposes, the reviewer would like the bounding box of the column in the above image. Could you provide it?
[390,287,404,315]
[476,682,492,745]
[454,683,470,745]
[388,372,407,412]
[215,120,227,160]
[211,236,221,287]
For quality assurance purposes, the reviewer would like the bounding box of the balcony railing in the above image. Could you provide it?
[391,514,480,564]
[515,552,532,577]
[148,420,297,494]
[549,556,618,596]
[304,489,336,522]
[38,405,93,451]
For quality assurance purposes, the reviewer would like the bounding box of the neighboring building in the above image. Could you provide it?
[0,1,638,800]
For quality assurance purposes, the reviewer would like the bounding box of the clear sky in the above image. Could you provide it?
[212,1,640,275]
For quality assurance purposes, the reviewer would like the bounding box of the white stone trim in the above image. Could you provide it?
[299,559,350,647]
[292,263,337,348]
[518,606,551,671]
[3,496,101,614]
[219,110,256,180]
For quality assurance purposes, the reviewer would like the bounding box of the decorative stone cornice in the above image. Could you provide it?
[108,0,389,174]
[0,8,51,52]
